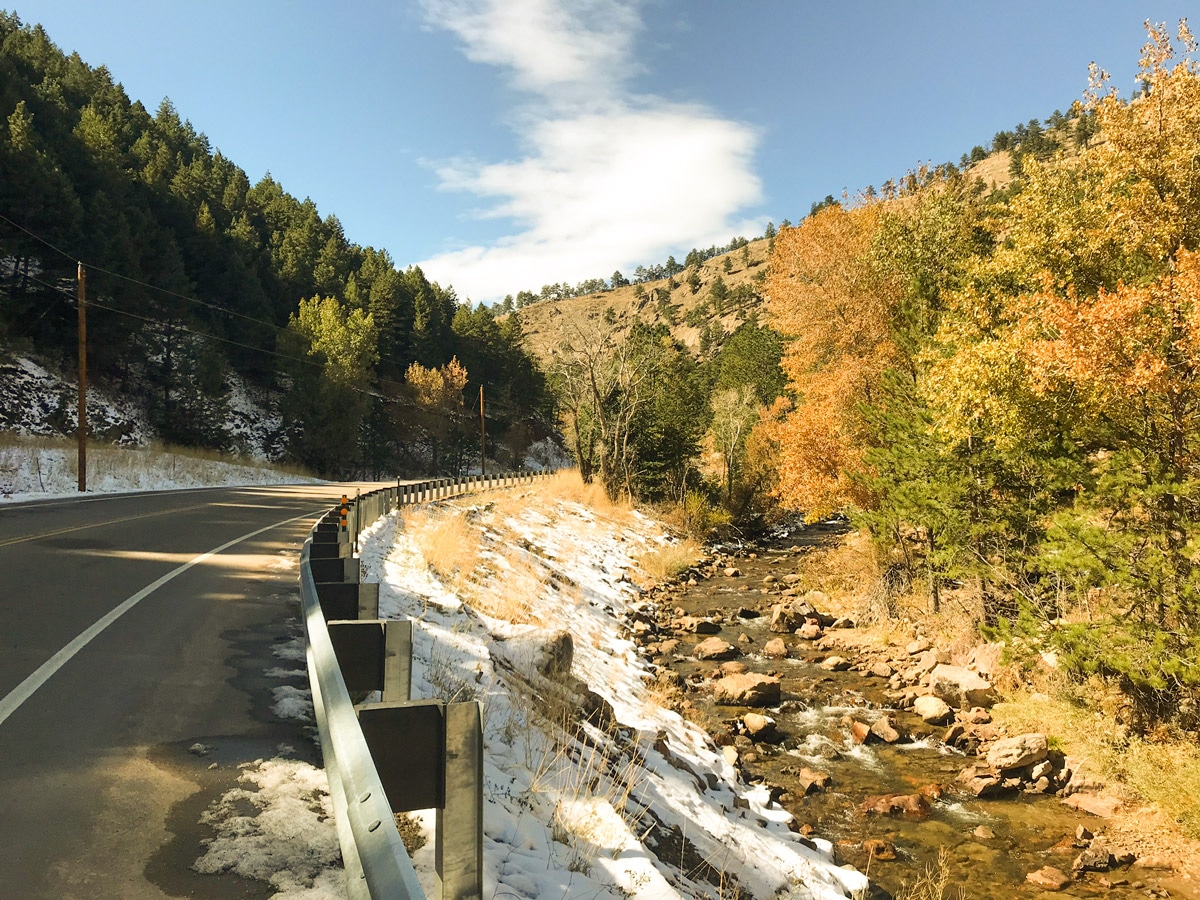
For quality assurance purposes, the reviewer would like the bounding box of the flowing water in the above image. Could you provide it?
[652,526,1191,899]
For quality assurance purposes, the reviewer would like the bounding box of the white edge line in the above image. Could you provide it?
[0,507,324,728]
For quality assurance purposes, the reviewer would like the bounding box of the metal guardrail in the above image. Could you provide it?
[300,470,552,900]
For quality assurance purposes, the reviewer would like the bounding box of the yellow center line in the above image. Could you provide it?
[0,502,216,549]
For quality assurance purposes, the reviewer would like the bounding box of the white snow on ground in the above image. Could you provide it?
[195,617,345,899]
[354,481,869,900]
[194,757,343,897]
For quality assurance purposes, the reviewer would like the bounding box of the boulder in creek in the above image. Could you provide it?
[849,720,872,744]
[762,638,789,659]
[1073,844,1115,872]
[797,767,831,794]
[724,567,741,578]
[929,664,998,708]
[768,604,802,633]
[956,765,1004,798]
[859,793,932,817]
[913,694,953,724]
[1026,866,1072,890]
[743,712,780,741]
[870,715,902,744]
[868,661,894,678]
[985,733,1048,771]
[819,655,851,671]
[675,615,721,634]
[694,637,739,660]
[862,838,897,861]
[713,672,781,707]
[719,661,748,676]
[721,745,739,766]
[796,622,824,640]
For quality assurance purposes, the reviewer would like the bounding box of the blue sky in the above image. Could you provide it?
[7,1,1195,301]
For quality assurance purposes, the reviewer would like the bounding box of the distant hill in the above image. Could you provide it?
[513,236,774,367]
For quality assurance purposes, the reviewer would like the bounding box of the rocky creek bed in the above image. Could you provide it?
[626,522,1199,899]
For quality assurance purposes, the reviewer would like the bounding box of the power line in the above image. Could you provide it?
[0,212,419,374]
[18,270,410,402]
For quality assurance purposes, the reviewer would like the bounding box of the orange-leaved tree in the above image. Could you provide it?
[762,202,904,519]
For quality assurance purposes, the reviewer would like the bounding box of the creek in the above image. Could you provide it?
[642,523,1184,899]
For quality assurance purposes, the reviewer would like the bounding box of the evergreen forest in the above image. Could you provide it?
[0,12,550,477]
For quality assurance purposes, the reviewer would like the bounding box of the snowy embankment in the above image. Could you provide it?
[0,354,310,501]
[0,442,319,502]
[350,476,868,900]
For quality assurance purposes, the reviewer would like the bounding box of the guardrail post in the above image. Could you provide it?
[383,619,413,703]
[439,701,484,900]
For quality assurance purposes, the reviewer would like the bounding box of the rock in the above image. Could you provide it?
[912,649,942,675]
[713,673,781,707]
[1026,866,1072,890]
[658,639,680,655]
[913,695,953,724]
[762,574,778,584]
[676,616,721,634]
[830,616,856,629]
[960,707,992,724]
[724,567,741,578]
[719,661,748,676]
[743,712,778,740]
[929,664,997,708]
[762,638,789,659]
[796,622,824,640]
[957,766,1004,797]
[1061,792,1123,818]
[736,633,753,644]
[721,745,739,766]
[768,604,801,633]
[973,825,996,839]
[870,715,902,744]
[849,721,872,744]
[694,637,739,660]
[1073,844,1114,872]
[986,733,1049,771]
[943,723,965,745]
[819,655,851,671]
[1030,760,1054,781]
[736,607,761,619]
[862,838,897,861]
[869,661,894,678]
[1075,825,1093,841]
[967,642,1005,678]
[906,637,932,655]
[859,793,931,817]
[1026,776,1052,793]
[797,767,830,794]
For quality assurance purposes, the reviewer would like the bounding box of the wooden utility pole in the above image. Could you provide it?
[76,262,87,493]
[479,385,486,478]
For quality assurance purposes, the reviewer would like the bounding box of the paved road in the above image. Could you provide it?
[0,482,388,900]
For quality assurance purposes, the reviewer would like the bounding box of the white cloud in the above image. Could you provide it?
[417,0,763,301]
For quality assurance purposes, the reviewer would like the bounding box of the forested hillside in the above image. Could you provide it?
[759,23,1200,733]
[0,13,550,476]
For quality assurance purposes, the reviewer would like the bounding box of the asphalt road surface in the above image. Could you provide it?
[0,482,388,900]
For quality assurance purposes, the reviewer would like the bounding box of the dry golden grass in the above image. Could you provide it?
[639,539,702,584]
[401,502,546,624]
[402,506,481,588]
[540,470,634,520]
